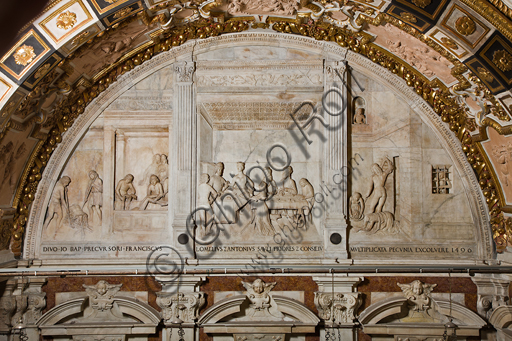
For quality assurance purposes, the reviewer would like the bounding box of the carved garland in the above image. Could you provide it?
[5,9,509,256]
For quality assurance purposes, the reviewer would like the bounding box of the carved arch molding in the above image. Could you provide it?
[2,0,512,256]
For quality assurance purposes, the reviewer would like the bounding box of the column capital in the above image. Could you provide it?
[174,61,195,83]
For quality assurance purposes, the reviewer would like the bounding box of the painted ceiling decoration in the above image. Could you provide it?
[3,0,512,256]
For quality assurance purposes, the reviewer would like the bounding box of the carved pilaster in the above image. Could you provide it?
[323,60,348,260]
[156,292,205,323]
[472,275,510,320]
[172,61,197,241]
[315,292,361,324]
[313,276,362,340]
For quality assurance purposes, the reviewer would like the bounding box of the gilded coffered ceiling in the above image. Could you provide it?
[2,0,512,256]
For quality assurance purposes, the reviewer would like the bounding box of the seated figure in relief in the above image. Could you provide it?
[279,166,297,196]
[115,174,137,210]
[139,175,166,210]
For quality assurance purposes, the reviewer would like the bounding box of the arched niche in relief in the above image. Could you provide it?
[352,96,367,125]
[23,33,493,266]
[489,305,512,340]
[359,296,486,339]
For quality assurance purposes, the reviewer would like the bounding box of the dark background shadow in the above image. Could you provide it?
[0,0,49,56]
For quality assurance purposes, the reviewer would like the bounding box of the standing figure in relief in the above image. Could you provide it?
[364,158,394,214]
[139,154,161,186]
[265,166,278,197]
[83,170,103,225]
[157,154,168,183]
[197,173,217,236]
[140,175,165,210]
[115,174,137,210]
[299,178,314,227]
[209,162,229,194]
[279,166,297,195]
[43,176,71,238]
[233,162,254,201]
[353,108,366,124]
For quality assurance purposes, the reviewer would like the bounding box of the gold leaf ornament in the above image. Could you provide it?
[455,16,476,36]
[477,67,494,82]
[56,11,77,30]
[400,12,417,23]
[441,37,458,50]
[104,0,121,3]
[493,50,512,72]
[13,45,36,66]
[410,0,431,8]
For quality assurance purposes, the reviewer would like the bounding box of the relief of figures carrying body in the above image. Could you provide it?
[194,161,316,241]
[349,157,399,234]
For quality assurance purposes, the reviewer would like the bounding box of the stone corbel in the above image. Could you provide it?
[155,276,205,341]
[313,276,363,340]
[315,292,361,324]
[23,277,47,326]
[156,292,205,324]
[0,279,16,333]
[472,275,510,320]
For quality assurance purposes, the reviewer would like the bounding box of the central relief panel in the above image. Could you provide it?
[32,42,481,264]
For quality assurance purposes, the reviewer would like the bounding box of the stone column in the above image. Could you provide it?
[323,61,348,259]
[313,275,363,340]
[103,125,116,234]
[172,61,197,256]
[156,276,205,341]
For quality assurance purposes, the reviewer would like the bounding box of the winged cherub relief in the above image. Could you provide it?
[242,279,284,321]
[397,280,444,323]
[82,281,123,320]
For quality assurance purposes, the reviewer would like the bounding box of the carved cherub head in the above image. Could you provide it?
[398,280,437,299]
[242,278,276,296]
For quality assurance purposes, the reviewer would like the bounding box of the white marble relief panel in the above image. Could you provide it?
[347,72,477,260]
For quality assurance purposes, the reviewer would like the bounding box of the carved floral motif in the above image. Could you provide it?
[493,50,512,72]
[13,45,36,66]
[314,292,361,324]
[174,61,195,82]
[56,11,77,30]
[410,0,431,8]
[155,292,205,323]
[400,12,417,23]
[455,16,476,36]
[441,37,458,50]
[477,67,494,82]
